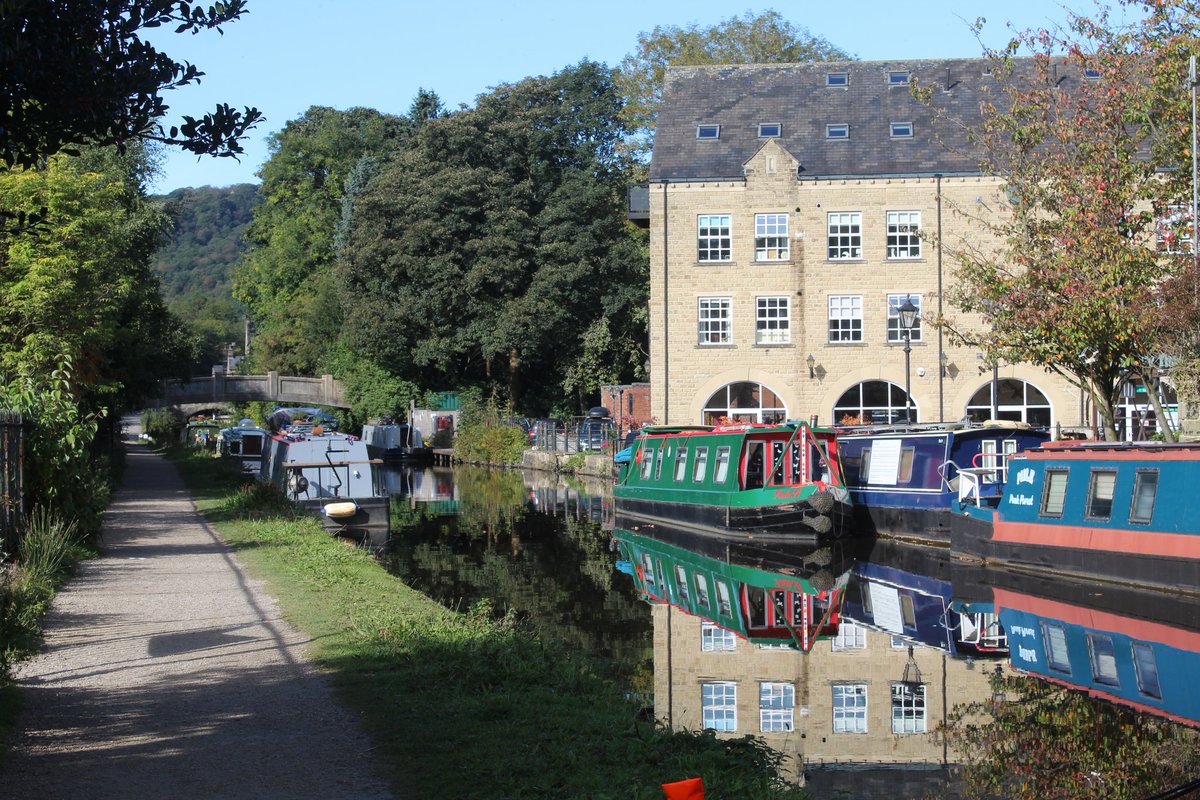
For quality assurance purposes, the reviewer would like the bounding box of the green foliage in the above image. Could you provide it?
[0,0,261,170]
[617,11,850,160]
[141,407,185,443]
[222,479,300,520]
[0,358,109,532]
[340,62,648,413]
[455,417,530,466]
[152,184,261,299]
[945,668,1200,800]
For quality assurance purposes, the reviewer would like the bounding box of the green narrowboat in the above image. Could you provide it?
[613,522,853,651]
[613,422,852,538]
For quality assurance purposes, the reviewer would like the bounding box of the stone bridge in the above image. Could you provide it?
[155,369,349,414]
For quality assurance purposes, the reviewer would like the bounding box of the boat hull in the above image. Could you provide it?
[616,493,849,539]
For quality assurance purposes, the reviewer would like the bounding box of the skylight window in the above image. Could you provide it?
[890,122,913,138]
[758,123,782,138]
[888,71,911,86]
[697,124,720,140]
[826,124,849,140]
[1084,67,1101,80]
[826,72,849,87]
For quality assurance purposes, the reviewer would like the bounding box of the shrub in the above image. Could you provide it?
[141,407,185,443]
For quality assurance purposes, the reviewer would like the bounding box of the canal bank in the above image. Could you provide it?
[0,441,393,799]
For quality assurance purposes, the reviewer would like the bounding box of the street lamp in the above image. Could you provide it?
[898,296,919,422]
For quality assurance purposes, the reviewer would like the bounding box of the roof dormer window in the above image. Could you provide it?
[826,72,849,87]
[826,124,849,140]
[888,70,910,86]
[758,123,782,138]
[890,122,913,139]
[697,124,720,140]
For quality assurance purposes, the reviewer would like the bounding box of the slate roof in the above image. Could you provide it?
[649,58,1062,181]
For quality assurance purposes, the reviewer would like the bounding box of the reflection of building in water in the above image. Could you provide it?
[651,605,995,781]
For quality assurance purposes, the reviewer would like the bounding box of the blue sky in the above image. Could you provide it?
[146,0,1096,193]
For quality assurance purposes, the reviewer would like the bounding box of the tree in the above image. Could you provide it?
[944,668,1200,800]
[232,105,410,374]
[0,0,261,170]
[931,6,1198,439]
[338,61,647,413]
[616,11,850,160]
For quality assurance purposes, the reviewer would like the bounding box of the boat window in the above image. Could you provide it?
[980,440,999,483]
[771,590,789,625]
[716,581,733,616]
[1001,438,1018,482]
[693,447,709,482]
[654,447,665,480]
[1085,469,1117,520]
[747,587,768,628]
[1040,468,1069,517]
[655,559,667,595]
[1043,623,1071,674]
[1129,469,1158,524]
[675,565,691,604]
[674,448,689,481]
[745,441,765,489]
[858,448,872,484]
[898,447,915,484]
[863,440,915,485]
[640,447,655,479]
[1132,642,1162,699]
[1088,633,1120,686]
[770,441,785,485]
[900,595,916,629]
[641,553,655,588]
[714,446,732,483]
[243,435,263,456]
[694,574,711,609]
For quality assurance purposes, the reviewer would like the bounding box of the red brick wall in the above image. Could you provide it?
[601,383,653,436]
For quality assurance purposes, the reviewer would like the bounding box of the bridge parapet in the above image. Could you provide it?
[159,369,348,409]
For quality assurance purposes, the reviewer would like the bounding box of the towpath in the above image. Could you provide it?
[0,426,395,799]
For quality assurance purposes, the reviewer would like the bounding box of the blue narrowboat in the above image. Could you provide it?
[613,520,855,651]
[995,580,1200,728]
[955,441,1200,591]
[836,421,1050,543]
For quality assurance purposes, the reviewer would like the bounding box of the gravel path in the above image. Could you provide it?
[1,434,396,799]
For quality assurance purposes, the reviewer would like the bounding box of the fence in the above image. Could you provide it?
[529,418,620,455]
[0,410,25,557]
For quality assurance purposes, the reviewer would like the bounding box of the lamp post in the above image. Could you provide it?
[898,296,919,422]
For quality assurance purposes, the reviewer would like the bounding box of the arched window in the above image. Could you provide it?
[1116,378,1178,441]
[702,382,786,424]
[966,379,1051,426]
[833,381,915,425]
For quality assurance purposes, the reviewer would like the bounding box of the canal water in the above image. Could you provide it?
[373,464,1200,800]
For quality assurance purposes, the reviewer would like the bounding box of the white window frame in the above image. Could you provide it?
[758,122,782,138]
[886,293,923,343]
[833,683,868,733]
[698,297,732,345]
[826,123,849,139]
[827,212,862,260]
[754,213,789,261]
[697,124,720,139]
[890,121,914,138]
[1156,204,1193,254]
[888,70,910,86]
[891,682,927,734]
[886,211,921,259]
[755,296,791,345]
[702,622,736,652]
[828,295,863,343]
[832,621,867,650]
[697,214,732,262]
[826,72,849,87]
[702,681,737,731]
[760,682,795,732]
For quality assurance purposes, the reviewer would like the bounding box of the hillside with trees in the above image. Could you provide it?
[151,184,260,300]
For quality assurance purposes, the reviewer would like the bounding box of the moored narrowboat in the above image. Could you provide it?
[613,522,854,651]
[955,441,1200,591]
[217,418,268,473]
[837,421,1050,543]
[613,421,851,538]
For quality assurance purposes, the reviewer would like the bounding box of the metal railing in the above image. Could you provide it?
[530,418,620,454]
[0,410,26,556]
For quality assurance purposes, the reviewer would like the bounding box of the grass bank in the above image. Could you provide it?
[170,449,807,799]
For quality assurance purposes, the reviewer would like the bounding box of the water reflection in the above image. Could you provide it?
[375,465,1200,799]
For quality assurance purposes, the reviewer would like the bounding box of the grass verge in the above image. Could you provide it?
[169,448,808,799]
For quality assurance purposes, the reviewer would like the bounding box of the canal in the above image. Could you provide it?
[373,463,1200,800]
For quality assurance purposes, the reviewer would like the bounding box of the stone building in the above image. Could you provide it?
[647,59,1109,430]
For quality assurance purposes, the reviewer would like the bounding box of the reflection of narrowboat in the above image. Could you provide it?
[217,419,268,473]
[837,421,1049,543]
[956,441,1200,591]
[262,421,388,531]
[613,422,851,538]
[987,570,1200,728]
[843,538,1008,658]
[613,521,853,651]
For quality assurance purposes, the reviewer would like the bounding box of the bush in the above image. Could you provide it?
[141,407,185,443]
[454,400,529,465]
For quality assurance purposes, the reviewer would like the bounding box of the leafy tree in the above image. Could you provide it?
[930,8,1195,439]
[0,146,191,407]
[340,61,647,413]
[944,668,1200,800]
[0,0,261,170]
[232,105,410,374]
[152,183,260,300]
[616,11,850,159]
